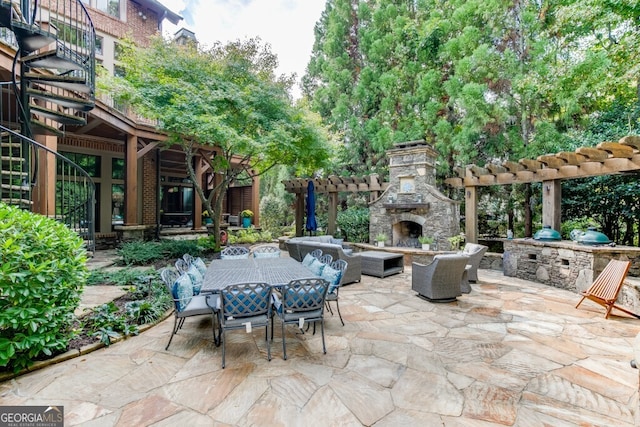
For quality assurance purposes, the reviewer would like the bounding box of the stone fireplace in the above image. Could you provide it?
[369,141,460,250]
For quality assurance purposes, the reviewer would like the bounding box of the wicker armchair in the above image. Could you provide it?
[411,254,470,302]
[460,243,488,283]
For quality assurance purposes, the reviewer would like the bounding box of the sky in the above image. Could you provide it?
[158,0,327,99]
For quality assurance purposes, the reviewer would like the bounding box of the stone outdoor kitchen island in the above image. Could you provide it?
[503,238,640,314]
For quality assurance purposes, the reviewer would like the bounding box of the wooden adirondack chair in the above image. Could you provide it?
[575,259,638,319]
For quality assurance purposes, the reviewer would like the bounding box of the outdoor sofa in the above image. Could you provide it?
[285,236,361,285]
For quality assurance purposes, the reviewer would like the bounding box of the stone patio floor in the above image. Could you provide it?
[1,256,639,426]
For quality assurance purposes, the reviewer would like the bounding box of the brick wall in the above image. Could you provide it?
[142,152,156,225]
[84,1,161,46]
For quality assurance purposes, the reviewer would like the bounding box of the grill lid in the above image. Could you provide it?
[533,225,561,241]
[577,227,611,245]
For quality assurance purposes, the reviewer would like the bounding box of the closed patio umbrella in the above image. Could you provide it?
[305,180,317,235]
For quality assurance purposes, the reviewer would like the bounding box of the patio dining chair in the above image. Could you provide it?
[319,254,333,265]
[310,249,323,259]
[160,267,217,350]
[273,278,329,360]
[184,254,208,276]
[220,246,250,259]
[218,282,273,368]
[176,258,204,294]
[183,253,195,265]
[324,259,347,326]
[252,245,281,258]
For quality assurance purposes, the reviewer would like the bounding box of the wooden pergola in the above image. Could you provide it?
[444,136,640,243]
[283,174,389,236]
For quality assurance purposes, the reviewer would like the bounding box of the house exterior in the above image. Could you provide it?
[0,0,258,247]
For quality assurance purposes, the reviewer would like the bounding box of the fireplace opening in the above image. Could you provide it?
[393,221,422,248]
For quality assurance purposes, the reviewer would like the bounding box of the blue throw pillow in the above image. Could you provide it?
[186,264,204,295]
[172,274,194,312]
[321,265,342,293]
[193,257,207,275]
[308,259,325,276]
[302,253,315,267]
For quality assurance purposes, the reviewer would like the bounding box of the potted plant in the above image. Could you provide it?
[418,236,434,250]
[240,209,254,228]
[202,210,212,225]
[375,233,387,248]
[448,233,465,251]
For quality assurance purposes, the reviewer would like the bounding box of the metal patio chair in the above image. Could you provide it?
[218,282,273,368]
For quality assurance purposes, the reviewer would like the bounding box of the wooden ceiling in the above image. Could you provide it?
[445,136,640,188]
[283,174,389,194]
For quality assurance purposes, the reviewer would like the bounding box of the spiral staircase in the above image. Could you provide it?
[0,0,96,251]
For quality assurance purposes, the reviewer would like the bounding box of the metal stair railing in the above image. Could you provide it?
[0,123,95,252]
[12,0,95,97]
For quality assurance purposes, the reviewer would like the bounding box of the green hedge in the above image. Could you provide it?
[0,203,88,372]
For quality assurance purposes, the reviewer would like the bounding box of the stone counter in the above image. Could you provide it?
[503,239,640,314]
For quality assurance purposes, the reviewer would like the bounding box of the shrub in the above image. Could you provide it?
[337,207,370,243]
[259,195,287,233]
[0,203,88,372]
[117,241,164,265]
[159,239,203,259]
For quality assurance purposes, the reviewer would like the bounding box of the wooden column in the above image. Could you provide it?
[252,175,260,226]
[125,134,138,225]
[193,155,203,229]
[34,134,57,216]
[542,179,561,232]
[327,192,338,236]
[295,191,304,236]
[465,186,478,243]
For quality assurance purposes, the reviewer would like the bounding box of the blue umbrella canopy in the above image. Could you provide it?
[305,180,317,233]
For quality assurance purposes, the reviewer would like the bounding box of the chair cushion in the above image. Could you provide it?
[172,274,194,312]
[321,265,342,293]
[254,250,280,259]
[193,257,207,275]
[186,264,204,295]
[308,259,325,276]
[302,253,316,267]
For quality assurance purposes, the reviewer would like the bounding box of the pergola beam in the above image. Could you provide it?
[283,174,390,237]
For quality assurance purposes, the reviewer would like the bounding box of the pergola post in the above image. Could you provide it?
[327,192,338,235]
[465,186,478,243]
[193,155,203,229]
[542,179,561,232]
[295,191,304,236]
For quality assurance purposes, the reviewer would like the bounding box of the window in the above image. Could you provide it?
[112,184,124,225]
[96,0,121,18]
[95,36,103,56]
[112,158,124,180]
[59,152,101,177]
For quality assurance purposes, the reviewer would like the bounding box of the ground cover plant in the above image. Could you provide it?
[72,268,171,348]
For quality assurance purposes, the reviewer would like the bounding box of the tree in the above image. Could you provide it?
[103,36,331,244]
[304,0,640,237]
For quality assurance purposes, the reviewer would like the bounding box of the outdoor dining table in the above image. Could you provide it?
[200,257,320,294]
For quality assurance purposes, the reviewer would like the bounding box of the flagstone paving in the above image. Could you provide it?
[2,263,639,426]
